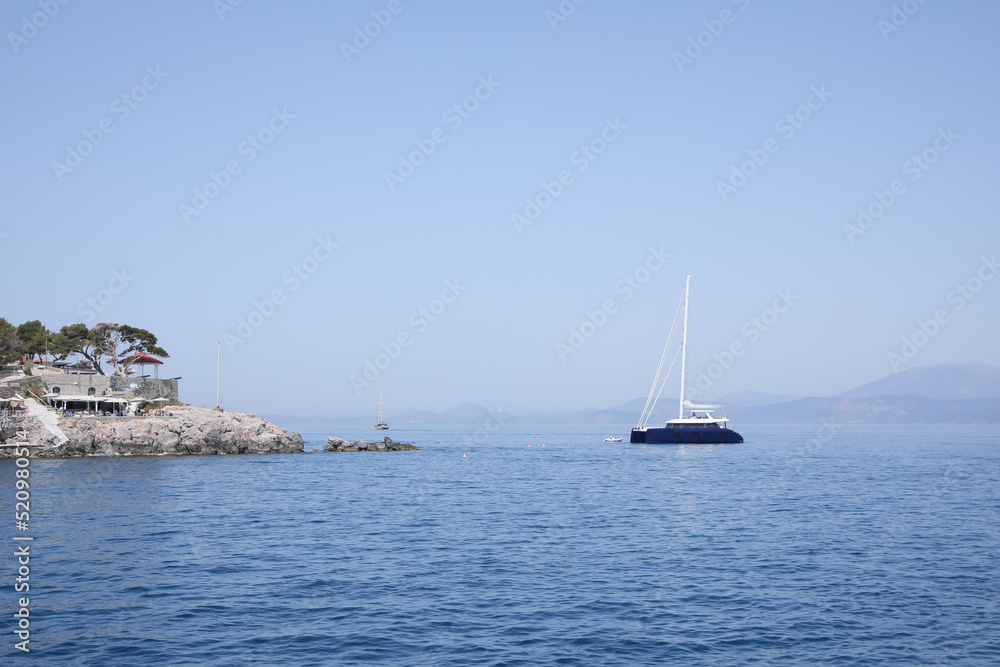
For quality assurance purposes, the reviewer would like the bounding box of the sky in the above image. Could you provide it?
[2,0,998,418]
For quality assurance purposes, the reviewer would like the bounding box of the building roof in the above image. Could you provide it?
[119,352,163,365]
[47,395,130,403]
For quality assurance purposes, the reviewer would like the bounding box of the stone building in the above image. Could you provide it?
[42,373,179,400]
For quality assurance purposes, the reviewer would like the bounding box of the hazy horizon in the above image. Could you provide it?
[4,1,999,417]
[255,360,1000,420]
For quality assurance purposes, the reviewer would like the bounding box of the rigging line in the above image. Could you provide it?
[637,285,686,428]
[640,345,680,430]
[637,332,671,428]
[639,282,684,428]
[647,345,682,427]
[637,293,683,427]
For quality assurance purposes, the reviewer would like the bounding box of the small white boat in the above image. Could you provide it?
[373,389,389,430]
[604,436,623,442]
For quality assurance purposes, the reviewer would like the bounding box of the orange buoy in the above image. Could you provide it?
[462,453,467,457]
[527,445,531,448]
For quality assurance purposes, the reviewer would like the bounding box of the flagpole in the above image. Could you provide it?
[215,335,221,411]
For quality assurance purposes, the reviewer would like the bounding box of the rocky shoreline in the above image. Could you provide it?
[324,436,419,452]
[0,402,427,458]
[1,404,303,457]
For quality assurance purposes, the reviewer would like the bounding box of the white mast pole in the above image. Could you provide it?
[678,275,690,419]
[215,335,221,410]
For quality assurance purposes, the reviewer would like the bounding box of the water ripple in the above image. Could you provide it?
[1,424,997,664]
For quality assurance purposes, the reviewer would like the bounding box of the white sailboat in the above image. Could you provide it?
[373,389,389,430]
[631,276,743,444]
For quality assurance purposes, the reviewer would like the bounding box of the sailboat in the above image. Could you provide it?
[630,276,743,444]
[373,389,389,430]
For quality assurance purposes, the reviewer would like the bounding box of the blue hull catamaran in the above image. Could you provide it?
[630,276,744,445]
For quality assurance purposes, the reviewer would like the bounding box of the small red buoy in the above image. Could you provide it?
[462,453,467,457]
[542,444,546,447]
[527,445,531,448]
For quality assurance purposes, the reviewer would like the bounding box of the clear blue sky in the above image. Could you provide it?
[3,0,998,417]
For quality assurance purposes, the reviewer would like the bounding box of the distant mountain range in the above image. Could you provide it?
[726,363,1000,424]
[731,396,1000,424]
[271,364,1000,426]
[834,363,1000,399]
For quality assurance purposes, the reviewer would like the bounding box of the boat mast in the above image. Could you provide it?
[678,275,690,419]
[215,335,221,410]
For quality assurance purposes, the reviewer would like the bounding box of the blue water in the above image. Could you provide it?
[2,423,999,665]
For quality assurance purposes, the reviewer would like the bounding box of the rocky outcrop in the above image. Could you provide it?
[324,436,419,452]
[0,405,303,457]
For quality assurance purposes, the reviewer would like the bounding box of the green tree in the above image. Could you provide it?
[16,320,50,360]
[49,322,169,376]
[50,323,107,374]
[0,318,24,365]
[96,324,169,376]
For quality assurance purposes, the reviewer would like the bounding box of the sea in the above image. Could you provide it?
[1,422,998,666]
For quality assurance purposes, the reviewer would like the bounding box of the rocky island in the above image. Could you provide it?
[1,404,303,457]
[0,320,309,457]
[324,436,419,452]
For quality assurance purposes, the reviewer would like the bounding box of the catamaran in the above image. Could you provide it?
[373,389,389,430]
[630,276,743,444]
